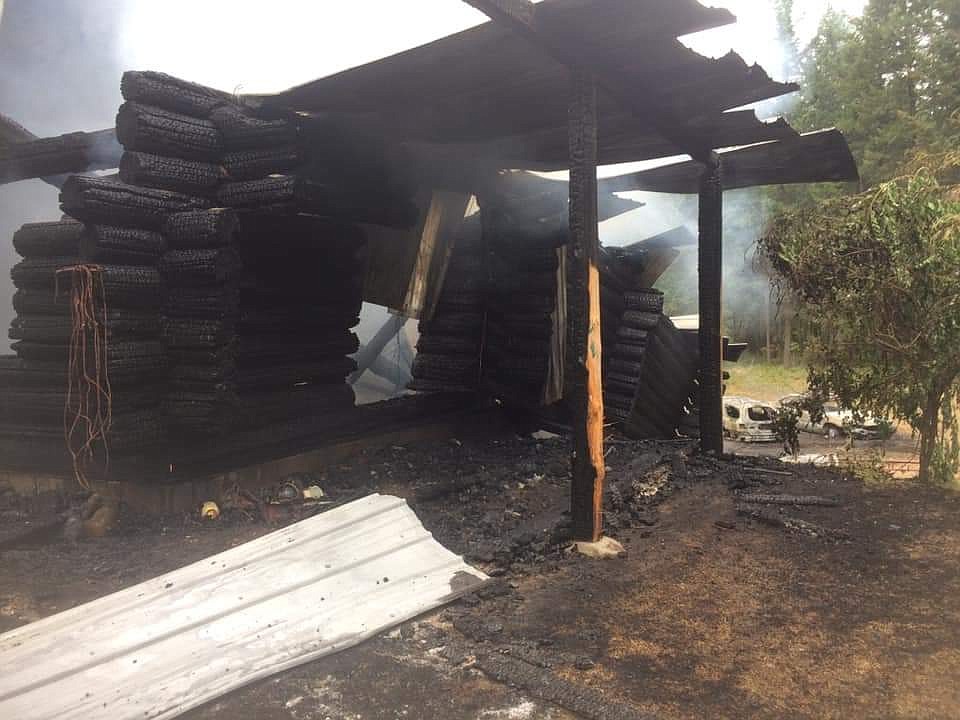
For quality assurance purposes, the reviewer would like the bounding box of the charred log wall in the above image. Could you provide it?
[409,215,485,394]
[408,195,697,439]
[1,70,419,476]
[3,206,170,471]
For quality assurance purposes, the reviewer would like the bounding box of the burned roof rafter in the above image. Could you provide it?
[600,129,860,194]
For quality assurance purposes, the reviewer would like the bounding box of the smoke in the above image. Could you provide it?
[604,188,773,351]
[0,0,129,352]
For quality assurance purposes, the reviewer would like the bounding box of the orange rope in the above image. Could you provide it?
[56,265,113,489]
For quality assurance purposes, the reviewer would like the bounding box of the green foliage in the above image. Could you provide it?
[760,165,960,481]
[772,405,801,458]
[784,0,960,192]
[839,449,896,486]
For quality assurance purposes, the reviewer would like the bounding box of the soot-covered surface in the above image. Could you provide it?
[2,434,959,719]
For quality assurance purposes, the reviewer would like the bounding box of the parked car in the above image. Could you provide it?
[779,394,891,440]
[722,396,779,442]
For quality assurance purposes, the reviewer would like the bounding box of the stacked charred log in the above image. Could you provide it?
[114,71,382,446]
[598,246,663,424]
[59,176,195,454]
[409,219,700,439]
[410,216,485,394]
[482,210,563,408]
[0,73,227,468]
[1,70,417,474]
[161,212,363,441]
[410,190,567,406]
[2,181,184,468]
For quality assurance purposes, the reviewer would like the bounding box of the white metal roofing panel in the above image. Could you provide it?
[0,494,487,720]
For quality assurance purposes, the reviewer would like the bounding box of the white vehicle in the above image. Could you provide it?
[722,396,778,442]
[779,394,890,440]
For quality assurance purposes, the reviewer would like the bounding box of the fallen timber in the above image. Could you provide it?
[736,503,852,541]
[738,493,840,507]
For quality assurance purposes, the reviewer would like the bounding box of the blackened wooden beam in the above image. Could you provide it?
[0,119,121,188]
[0,112,63,188]
[566,69,605,542]
[698,153,724,454]
[461,0,723,161]
[600,129,860,195]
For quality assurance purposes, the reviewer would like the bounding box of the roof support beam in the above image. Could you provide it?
[600,129,860,195]
[565,69,605,543]
[697,154,724,455]
[461,0,719,161]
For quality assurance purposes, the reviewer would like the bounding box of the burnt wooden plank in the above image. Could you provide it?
[565,69,605,543]
[602,129,859,194]
[698,154,724,454]
[401,108,796,176]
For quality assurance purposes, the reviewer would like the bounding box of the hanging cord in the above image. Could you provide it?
[56,264,113,490]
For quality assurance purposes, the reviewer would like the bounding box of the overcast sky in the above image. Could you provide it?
[684,0,867,71]
[119,1,868,97]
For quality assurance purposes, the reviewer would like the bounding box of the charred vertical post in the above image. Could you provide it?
[566,69,604,542]
[698,153,724,454]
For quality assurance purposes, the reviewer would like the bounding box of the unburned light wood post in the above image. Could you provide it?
[566,69,604,542]
[698,154,724,454]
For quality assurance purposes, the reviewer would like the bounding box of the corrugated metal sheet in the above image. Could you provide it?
[0,494,487,720]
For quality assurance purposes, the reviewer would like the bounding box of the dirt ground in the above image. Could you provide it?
[2,431,959,720]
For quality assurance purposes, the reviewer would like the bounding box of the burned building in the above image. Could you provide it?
[0,0,858,542]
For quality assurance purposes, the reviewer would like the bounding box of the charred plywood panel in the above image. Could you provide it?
[363,191,471,318]
[0,494,487,720]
